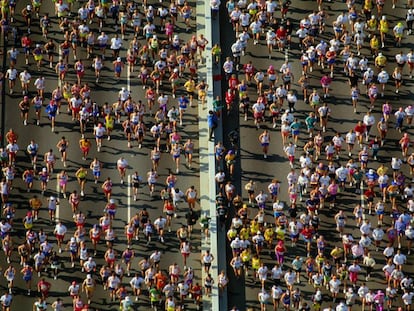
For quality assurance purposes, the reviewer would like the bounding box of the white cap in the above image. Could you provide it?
[117,57,121,62]
[109,199,115,204]
[125,296,131,301]
[329,46,335,52]
[27,5,32,10]
[71,237,76,242]
[87,274,92,279]
[382,15,386,20]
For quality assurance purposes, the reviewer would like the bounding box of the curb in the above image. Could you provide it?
[196,1,227,310]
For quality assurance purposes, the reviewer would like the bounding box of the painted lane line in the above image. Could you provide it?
[56,173,60,220]
[58,46,62,88]
[127,174,131,222]
[127,50,131,92]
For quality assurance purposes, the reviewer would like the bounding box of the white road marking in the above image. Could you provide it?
[58,46,62,88]
[127,50,131,92]
[127,174,131,222]
[56,173,60,220]
[360,179,364,209]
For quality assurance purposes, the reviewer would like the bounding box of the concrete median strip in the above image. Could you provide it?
[197,0,227,310]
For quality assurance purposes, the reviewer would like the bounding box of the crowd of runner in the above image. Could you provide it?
[0,0,215,310]
[218,0,414,310]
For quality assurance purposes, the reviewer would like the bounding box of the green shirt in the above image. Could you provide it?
[212,46,221,56]
[213,99,223,112]
[149,288,160,302]
[200,216,210,229]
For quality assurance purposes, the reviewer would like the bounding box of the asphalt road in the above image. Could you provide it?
[218,0,414,310]
[0,0,203,310]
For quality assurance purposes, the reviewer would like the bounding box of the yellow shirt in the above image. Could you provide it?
[367,19,377,30]
[239,228,250,240]
[375,55,386,66]
[379,20,389,33]
[330,248,344,258]
[276,227,285,241]
[250,222,259,236]
[370,37,379,49]
[252,257,261,270]
[76,169,87,179]
[105,116,114,129]
[364,0,373,10]
[377,166,389,176]
[227,228,237,240]
[29,198,42,210]
[241,250,251,262]
[264,228,274,241]
[212,46,221,56]
[184,80,195,92]
[79,139,90,148]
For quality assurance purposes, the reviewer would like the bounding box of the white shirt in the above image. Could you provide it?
[345,132,356,144]
[110,37,123,49]
[336,167,349,180]
[119,89,130,101]
[284,271,295,285]
[97,34,109,45]
[329,279,341,291]
[54,223,67,235]
[117,158,128,169]
[266,0,278,12]
[94,125,106,137]
[223,60,233,74]
[403,292,414,304]
[34,78,45,89]
[377,71,389,83]
[360,222,371,235]
[154,217,167,229]
[271,286,283,299]
[363,114,375,126]
[6,68,17,80]
[393,253,407,265]
[372,228,384,241]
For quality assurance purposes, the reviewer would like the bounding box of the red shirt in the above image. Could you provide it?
[225,91,235,104]
[276,28,287,39]
[244,63,255,74]
[191,285,202,297]
[228,77,239,89]
[38,280,51,292]
[326,50,336,59]
[354,124,366,134]
[21,36,32,47]
[301,227,314,239]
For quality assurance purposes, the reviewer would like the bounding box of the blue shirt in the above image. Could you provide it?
[207,113,218,128]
